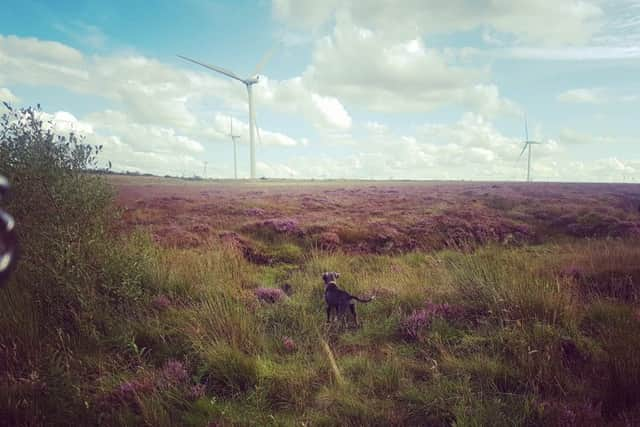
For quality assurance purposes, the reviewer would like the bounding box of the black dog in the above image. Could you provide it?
[322,272,373,326]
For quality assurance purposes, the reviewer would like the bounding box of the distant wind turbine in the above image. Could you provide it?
[202,161,208,178]
[228,117,240,180]
[178,47,277,179]
[518,115,542,182]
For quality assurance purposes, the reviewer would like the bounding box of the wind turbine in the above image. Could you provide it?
[228,117,240,180]
[518,115,541,182]
[178,49,276,179]
[202,161,208,179]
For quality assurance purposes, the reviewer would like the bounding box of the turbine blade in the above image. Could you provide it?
[177,55,245,83]
[518,143,528,158]
[524,114,529,142]
[254,42,281,76]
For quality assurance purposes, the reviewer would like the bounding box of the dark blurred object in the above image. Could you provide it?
[0,175,17,286]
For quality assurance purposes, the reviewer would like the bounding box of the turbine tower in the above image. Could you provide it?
[228,117,240,180]
[518,115,541,182]
[178,49,276,179]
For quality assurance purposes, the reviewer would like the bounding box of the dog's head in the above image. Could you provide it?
[322,271,340,286]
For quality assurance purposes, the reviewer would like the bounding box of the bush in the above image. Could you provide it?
[0,104,122,334]
[0,104,155,424]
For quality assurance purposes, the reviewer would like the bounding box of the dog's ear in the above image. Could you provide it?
[335,272,340,278]
[322,272,328,281]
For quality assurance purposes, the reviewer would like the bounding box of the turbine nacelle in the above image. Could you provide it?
[244,75,260,85]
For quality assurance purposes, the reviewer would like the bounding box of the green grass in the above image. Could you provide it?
[3,230,640,425]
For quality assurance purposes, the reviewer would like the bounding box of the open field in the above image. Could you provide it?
[4,174,640,426]
[113,175,640,253]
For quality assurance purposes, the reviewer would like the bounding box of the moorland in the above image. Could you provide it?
[2,108,640,426]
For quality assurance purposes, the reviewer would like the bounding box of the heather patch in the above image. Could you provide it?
[254,287,288,304]
[400,300,465,340]
[152,294,172,311]
[243,217,303,239]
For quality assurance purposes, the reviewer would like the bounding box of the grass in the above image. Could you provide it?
[4,224,640,425]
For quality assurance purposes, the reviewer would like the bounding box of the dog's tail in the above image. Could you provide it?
[350,295,375,303]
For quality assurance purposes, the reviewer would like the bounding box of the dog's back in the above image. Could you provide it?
[324,282,354,307]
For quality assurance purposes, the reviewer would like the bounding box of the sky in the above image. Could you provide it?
[0,0,639,181]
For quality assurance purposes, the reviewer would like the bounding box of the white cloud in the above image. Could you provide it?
[365,121,389,134]
[274,0,603,45]
[256,76,352,130]
[210,113,299,147]
[251,113,560,180]
[557,88,606,103]
[50,111,94,134]
[505,45,640,60]
[0,34,322,174]
[301,15,519,116]
[0,88,18,104]
[86,110,204,154]
[0,34,351,134]
[559,128,633,145]
[272,0,341,30]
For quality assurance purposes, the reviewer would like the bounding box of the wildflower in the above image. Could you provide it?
[188,383,206,400]
[282,336,296,352]
[162,359,188,384]
[152,294,172,310]
[401,308,432,340]
[400,300,464,340]
[245,208,265,216]
[265,218,300,234]
[114,378,154,401]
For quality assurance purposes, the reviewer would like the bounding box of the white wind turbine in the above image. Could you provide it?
[178,49,276,179]
[228,117,240,180]
[518,115,541,182]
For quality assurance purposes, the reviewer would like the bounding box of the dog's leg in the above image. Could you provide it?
[349,304,358,327]
[326,306,332,323]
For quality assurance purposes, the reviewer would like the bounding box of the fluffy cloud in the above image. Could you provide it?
[0,88,18,104]
[0,34,349,133]
[256,76,352,130]
[0,34,323,175]
[274,0,603,45]
[301,15,519,116]
[249,112,584,181]
[209,113,299,147]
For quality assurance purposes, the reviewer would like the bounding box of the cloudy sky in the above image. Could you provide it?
[1,0,639,181]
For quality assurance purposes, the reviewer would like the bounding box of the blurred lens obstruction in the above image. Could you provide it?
[0,175,17,286]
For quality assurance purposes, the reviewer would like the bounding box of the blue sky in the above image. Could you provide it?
[1,0,639,181]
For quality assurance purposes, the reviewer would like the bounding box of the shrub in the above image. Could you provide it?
[0,104,155,424]
[0,105,126,334]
